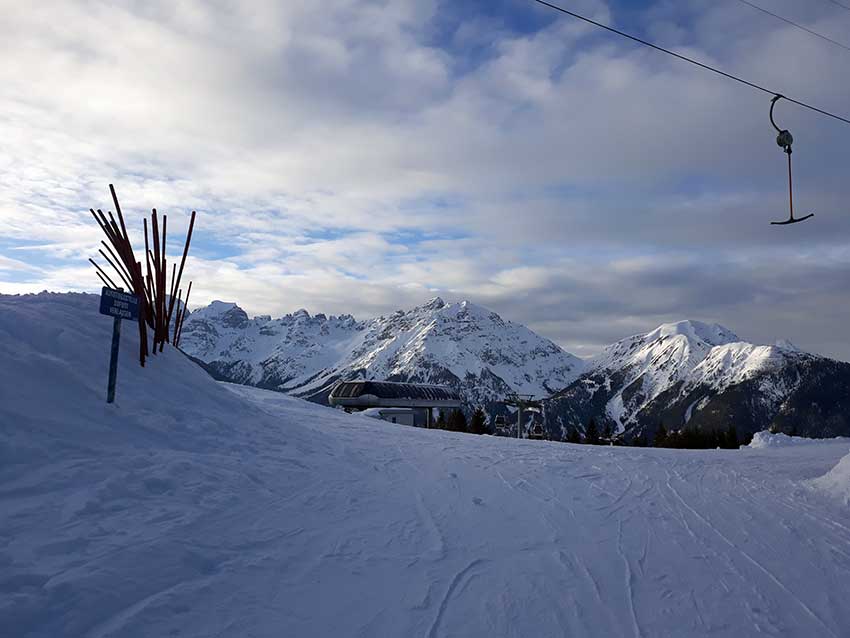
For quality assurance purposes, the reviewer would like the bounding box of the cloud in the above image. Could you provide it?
[1,0,849,360]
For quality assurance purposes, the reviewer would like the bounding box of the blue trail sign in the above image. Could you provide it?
[99,287,139,321]
[99,287,140,403]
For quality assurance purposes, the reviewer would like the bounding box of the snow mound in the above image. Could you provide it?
[747,431,847,449]
[810,451,850,506]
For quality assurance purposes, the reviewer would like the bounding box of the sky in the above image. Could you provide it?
[2,0,849,359]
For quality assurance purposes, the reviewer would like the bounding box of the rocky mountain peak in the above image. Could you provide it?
[422,296,446,310]
[192,300,250,329]
[546,317,846,443]
[180,296,583,404]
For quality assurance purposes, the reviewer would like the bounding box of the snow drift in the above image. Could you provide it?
[811,450,850,506]
[747,431,850,449]
[3,293,850,638]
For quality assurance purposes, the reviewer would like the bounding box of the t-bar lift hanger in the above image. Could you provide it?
[769,95,814,226]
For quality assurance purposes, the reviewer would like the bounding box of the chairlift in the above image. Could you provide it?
[769,95,814,226]
[493,415,507,435]
[528,423,546,440]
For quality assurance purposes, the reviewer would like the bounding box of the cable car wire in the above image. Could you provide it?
[734,0,850,53]
[530,0,850,126]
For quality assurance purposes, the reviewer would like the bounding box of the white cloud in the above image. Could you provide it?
[2,0,850,359]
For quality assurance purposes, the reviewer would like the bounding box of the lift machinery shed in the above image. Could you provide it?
[328,380,463,428]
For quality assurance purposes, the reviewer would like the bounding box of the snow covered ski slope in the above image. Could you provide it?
[2,293,850,637]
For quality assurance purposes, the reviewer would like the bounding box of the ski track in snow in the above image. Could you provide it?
[666,465,834,637]
[3,294,850,637]
[617,518,642,638]
[426,559,486,638]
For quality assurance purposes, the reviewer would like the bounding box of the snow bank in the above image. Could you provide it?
[747,430,831,449]
[810,451,850,506]
[0,293,381,636]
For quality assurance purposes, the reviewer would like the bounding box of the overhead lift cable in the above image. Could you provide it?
[530,0,850,126]
[734,0,850,53]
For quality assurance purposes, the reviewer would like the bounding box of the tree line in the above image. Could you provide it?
[433,407,488,435]
[649,422,742,449]
[433,409,745,449]
[561,418,743,449]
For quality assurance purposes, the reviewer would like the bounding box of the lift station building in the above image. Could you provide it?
[328,380,463,428]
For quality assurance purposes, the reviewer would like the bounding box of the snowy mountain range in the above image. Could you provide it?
[180,300,850,440]
[179,297,584,407]
[545,319,850,441]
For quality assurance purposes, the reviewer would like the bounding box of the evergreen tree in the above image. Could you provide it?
[447,409,468,433]
[469,407,488,435]
[633,433,648,447]
[435,410,447,430]
[585,418,600,445]
[566,428,582,444]
[725,424,739,449]
[665,429,681,448]
[458,410,468,433]
[654,422,668,447]
[680,427,699,449]
[601,421,613,443]
[711,429,724,449]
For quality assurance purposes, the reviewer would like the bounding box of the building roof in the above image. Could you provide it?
[328,380,463,408]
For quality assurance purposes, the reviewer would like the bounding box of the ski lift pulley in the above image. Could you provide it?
[769,95,814,226]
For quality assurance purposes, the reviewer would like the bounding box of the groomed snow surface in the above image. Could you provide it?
[2,293,850,638]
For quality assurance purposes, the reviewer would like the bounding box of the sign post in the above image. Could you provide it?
[99,287,140,404]
[107,316,122,403]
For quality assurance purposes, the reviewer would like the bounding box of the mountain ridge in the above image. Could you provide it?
[546,319,849,441]
[180,300,850,440]
[180,296,584,407]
